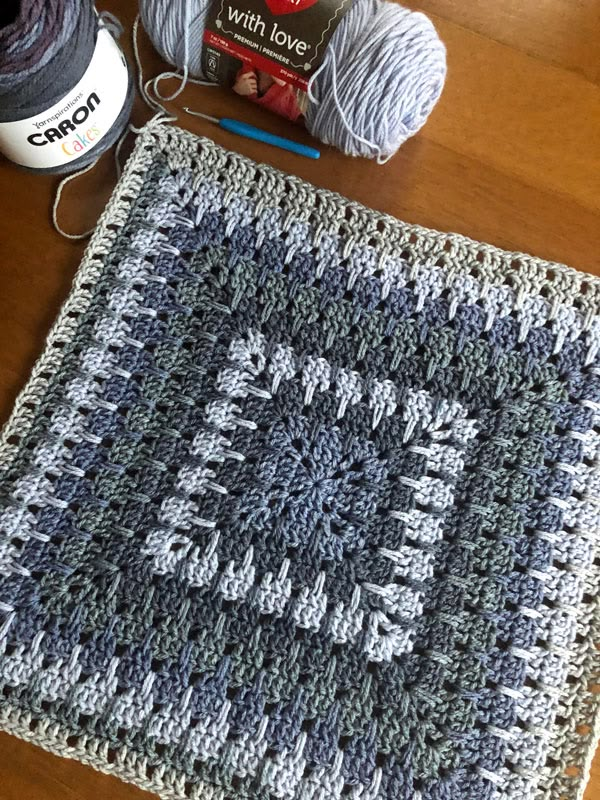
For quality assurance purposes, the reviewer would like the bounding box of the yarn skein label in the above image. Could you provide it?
[0,29,128,170]
[202,0,353,123]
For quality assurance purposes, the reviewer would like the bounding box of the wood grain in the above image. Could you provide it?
[418,0,600,83]
[0,0,598,797]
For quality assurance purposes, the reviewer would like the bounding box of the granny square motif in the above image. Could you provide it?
[0,126,598,800]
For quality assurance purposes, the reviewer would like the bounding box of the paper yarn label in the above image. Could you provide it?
[202,0,352,123]
[0,28,129,170]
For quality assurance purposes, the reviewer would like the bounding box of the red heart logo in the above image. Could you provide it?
[263,0,318,15]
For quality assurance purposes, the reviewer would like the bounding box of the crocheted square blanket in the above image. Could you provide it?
[0,125,598,800]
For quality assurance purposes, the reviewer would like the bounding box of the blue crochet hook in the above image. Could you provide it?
[184,109,321,160]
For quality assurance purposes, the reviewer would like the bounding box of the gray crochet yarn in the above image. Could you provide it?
[0,0,134,174]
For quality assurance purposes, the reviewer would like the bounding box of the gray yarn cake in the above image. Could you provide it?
[0,125,598,800]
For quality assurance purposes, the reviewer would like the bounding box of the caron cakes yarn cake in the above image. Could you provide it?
[0,125,598,800]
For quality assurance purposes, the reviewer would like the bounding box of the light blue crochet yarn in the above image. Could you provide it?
[140,0,447,161]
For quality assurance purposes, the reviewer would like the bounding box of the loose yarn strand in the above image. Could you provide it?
[98,10,124,41]
[131,14,192,132]
[53,9,186,242]
[132,11,215,131]
[52,159,103,240]
[157,0,191,101]
[133,14,171,118]
[53,8,135,239]
[314,47,383,162]
[53,115,134,241]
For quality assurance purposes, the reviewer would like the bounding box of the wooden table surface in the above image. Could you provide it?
[0,1,598,798]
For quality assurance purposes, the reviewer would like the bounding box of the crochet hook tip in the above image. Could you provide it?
[184,108,219,123]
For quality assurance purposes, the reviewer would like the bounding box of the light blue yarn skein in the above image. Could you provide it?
[139,0,446,161]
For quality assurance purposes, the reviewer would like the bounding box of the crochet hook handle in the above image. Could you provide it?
[218,118,320,159]
[184,108,321,159]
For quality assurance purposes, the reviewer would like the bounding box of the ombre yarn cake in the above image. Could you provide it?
[0,125,598,800]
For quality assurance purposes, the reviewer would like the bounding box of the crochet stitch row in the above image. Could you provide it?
[0,125,598,800]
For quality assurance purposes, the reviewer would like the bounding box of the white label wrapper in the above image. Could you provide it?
[0,29,128,169]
